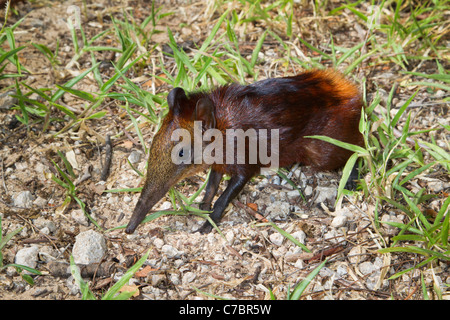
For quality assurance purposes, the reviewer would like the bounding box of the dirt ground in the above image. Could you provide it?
[0,0,449,300]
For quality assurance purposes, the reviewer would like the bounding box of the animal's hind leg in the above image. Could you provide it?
[344,159,361,190]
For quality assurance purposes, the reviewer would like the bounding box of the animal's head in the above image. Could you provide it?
[125,87,216,234]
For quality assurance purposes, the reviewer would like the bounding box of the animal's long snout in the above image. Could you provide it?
[125,203,149,234]
[125,181,169,234]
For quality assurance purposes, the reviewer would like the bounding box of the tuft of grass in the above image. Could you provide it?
[70,249,151,300]
[50,151,102,230]
[0,216,42,285]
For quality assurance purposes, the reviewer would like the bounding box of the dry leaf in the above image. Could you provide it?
[66,150,79,171]
[118,284,140,297]
[135,265,158,278]
[121,140,134,149]
[247,203,258,211]
[90,182,106,195]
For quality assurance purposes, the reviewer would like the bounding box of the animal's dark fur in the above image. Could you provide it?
[125,69,363,234]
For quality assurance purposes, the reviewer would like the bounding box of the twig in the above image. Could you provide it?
[100,134,113,181]
[0,155,7,193]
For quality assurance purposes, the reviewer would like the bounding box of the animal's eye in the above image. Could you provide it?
[179,148,184,158]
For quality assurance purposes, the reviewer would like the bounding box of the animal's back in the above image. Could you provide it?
[208,70,363,174]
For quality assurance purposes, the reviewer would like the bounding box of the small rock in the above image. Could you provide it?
[66,275,81,296]
[72,230,107,265]
[331,215,348,228]
[381,214,403,236]
[336,265,348,277]
[304,185,313,196]
[286,190,301,201]
[170,273,181,285]
[291,230,306,244]
[153,238,164,249]
[14,191,34,208]
[265,201,290,219]
[314,187,337,204]
[182,272,196,284]
[71,209,89,226]
[435,90,445,98]
[33,196,48,207]
[348,246,367,264]
[128,151,142,164]
[0,90,18,110]
[427,181,450,193]
[225,230,235,244]
[159,201,172,210]
[319,267,335,278]
[214,254,225,262]
[161,244,182,259]
[107,195,117,205]
[323,228,345,244]
[34,217,57,234]
[174,259,185,268]
[15,246,39,273]
[38,246,57,262]
[272,246,287,258]
[151,274,165,287]
[269,232,284,246]
[272,176,281,185]
[358,261,375,275]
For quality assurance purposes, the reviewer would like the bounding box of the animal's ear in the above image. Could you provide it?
[194,98,216,129]
[167,87,187,114]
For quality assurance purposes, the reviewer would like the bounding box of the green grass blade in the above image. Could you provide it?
[391,90,418,128]
[0,45,26,66]
[194,9,229,63]
[51,62,101,102]
[379,246,450,261]
[289,259,327,300]
[305,135,368,155]
[266,221,310,253]
[297,37,331,60]
[70,255,96,300]
[102,249,151,300]
[100,54,144,93]
[55,84,96,102]
[440,199,450,246]
[399,161,436,186]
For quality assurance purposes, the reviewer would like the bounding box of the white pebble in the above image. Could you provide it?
[269,232,284,246]
[14,191,34,208]
[182,272,196,284]
[15,246,39,273]
[153,238,164,249]
[331,215,348,228]
[161,244,182,259]
[358,261,375,275]
[72,230,107,265]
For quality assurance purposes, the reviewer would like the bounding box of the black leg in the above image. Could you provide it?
[345,160,360,190]
[198,174,250,234]
[199,169,223,212]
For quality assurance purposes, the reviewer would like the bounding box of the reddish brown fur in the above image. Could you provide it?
[186,69,362,175]
[125,69,363,234]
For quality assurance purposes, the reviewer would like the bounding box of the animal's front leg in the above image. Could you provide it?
[198,174,250,234]
[199,169,223,212]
